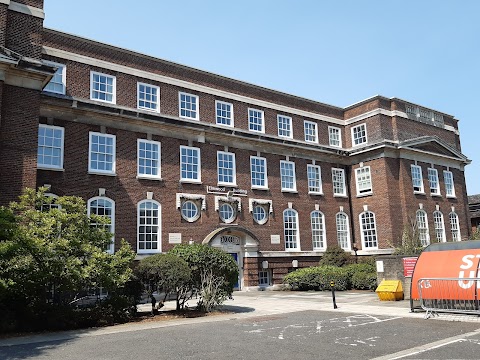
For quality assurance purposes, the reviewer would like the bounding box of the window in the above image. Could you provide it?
[181,200,200,222]
[304,121,318,143]
[428,168,440,195]
[332,168,346,196]
[259,270,271,286]
[311,211,326,250]
[280,160,296,192]
[355,166,372,196]
[307,164,323,195]
[444,171,455,197]
[180,146,201,183]
[411,165,424,193]
[351,123,367,146]
[137,200,161,253]
[219,203,236,223]
[248,108,264,133]
[360,211,378,249]
[433,211,446,242]
[250,156,268,189]
[90,71,115,103]
[88,132,116,175]
[44,61,66,95]
[37,124,64,170]
[217,151,236,186]
[328,126,341,147]
[336,212,350,250]
[449,212,461,241]
[137,139,161,179]
[40,193,61,212]
[283,209,299,250]
[416,210,429,246]
[137,83,159,112]
[179,92,199,120]
[252,205,268,225]
[88,197,115,254]
[216,100,233,127]
[277,115,292,138]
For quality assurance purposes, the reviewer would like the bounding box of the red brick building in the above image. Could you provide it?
[0,1,472,288]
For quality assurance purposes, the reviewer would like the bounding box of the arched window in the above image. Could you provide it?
[137,200,161,254]
[416,210,429,246]
[336,212,350,250]
[40,193,61,211]
[283,209,299,250]
[449,212,461,241]
[359,211,378,249]
[311,211,326,250]
[87,197,115,253]
[433,211,446,243]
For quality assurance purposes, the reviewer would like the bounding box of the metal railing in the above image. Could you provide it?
[417,278,480,319]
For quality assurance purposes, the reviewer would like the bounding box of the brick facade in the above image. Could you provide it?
[0,1,471,289]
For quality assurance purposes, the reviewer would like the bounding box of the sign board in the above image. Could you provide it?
[168,233,182,244]
[270,235,281,244]
[206,185,247,196]
[220,235,240,245]
[376,260,384,273]
[403,257,418,277]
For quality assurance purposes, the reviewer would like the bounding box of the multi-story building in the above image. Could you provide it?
[0,1,471,289]
[469,195,480,233]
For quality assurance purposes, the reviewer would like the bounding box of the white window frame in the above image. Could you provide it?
[137,139,161,180]
[44,61,66,95]
[307,164,323,195]
[416,210,430,246]
[332,168,346,197]
[258,269,271,286]
[217,151,236,186]
[90,71,116,104]
[88,197,115,254]
[88,132,116,175]
[37,124,64,170]
[178,92,199,120]
[411,165,424,194]
[428,168,440,196]
[449,212,461,241]
[443,170,456,198]
[219,202,236,224]
[283,209,300,251]
[250,156,268,190]
[137,82,160,113]
[336,212,351,251]
[304,120,318,143]
[248,108,265,133]
[355,166,373,196]
[181,200,201,223]
[433,210,446,243]
[277,115,292,139]
[215,100,234,127]
[252,204,268,225]
[280,160,297,192]
[328,126,342,147]
[137,199,161,254]
[311,210,326,251]
[359,211,378,249]
[180,145,201,183]
[351,123,367,146]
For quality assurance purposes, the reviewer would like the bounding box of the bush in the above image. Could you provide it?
[344,262,377,290]
[319,246,350,267]
[283,266,349,291]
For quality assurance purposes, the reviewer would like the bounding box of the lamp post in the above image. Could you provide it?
[353,243,358,264]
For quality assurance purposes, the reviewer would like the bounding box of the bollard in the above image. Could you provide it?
[330,280,338,309]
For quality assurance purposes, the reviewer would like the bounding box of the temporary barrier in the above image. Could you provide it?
[410,241,480,315]
[417,277,479,319]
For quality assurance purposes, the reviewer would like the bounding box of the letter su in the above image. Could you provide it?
[458,254,480,289]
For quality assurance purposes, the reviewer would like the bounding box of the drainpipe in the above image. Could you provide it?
[345,165,357,252]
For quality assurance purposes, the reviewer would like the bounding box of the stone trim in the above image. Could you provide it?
[9,1,45,19]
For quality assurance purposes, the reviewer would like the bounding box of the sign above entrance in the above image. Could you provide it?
[220,235,240,245]
[206,185,247,197]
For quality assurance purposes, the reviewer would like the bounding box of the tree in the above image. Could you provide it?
[169,244,239,312]
[0,188,135,332]
[319,245,350,267]
[470,229,480,240]
[393,218,424,255]
[136,253,192,311]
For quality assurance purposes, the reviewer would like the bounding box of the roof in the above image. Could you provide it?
[468,195,480,205]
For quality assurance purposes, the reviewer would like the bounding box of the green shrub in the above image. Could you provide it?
[319,246,350,267]
[351,272,377,290]
[283,265,349,291]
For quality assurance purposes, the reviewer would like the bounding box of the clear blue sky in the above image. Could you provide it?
[43,0,480,195]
